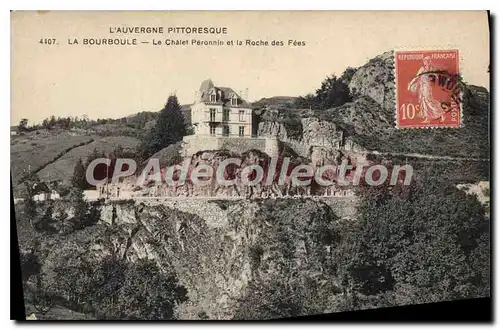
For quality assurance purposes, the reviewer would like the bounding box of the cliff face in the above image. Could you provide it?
[255,52,396,160]
[348,51,395,111]
[91,198,358,319]
[257,115,348,159]
[257,121,292,140]
[255,50,489,161]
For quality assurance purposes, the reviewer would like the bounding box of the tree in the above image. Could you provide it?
[138,95,187,160]
[347,178,490,306]
[293,72,353,110]
[340,67,357,85]
[315,74,352,109]
[22,174,40,223]
[20,249,41,283]
[85,148,105,168]
[71,158,87,190]
[112,145,124,159]
[68,186,89,231]
[41,118,49,129]
[48,115,56,129]
[233,199,342,319]
[19,118,29,132]
[110,259,187,319]
[33,202,58,234]
[233,279,303,320]
[44,253,187,320]
[293,93,316,109]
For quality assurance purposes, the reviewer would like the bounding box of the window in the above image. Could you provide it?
[210,125,216,136]
[210,94,216,102]
[223,125,230,136]
[231,96,238,106]
[209,108,216,122]
[239,126,245,137]
[239,110,245,121]
[223,109,230,122]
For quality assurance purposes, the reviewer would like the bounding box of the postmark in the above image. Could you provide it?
[395,49,462,129]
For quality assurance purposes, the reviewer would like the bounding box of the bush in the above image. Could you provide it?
[348,177,490,305]
[43,254,188,320]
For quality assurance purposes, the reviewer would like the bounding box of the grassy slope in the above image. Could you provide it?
[10,132,94,184]
[37,136,140,185]
[145,141,183,168]
[11,132,140,193]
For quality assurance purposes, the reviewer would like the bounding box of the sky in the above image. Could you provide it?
[11,11,490,125]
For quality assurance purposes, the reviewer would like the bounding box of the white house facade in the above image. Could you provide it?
[190,79,252,138]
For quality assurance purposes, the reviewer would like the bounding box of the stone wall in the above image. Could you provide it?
[100,196,359,230]
[182,135,279,158]
[182,135,221,157]
[218,137,266,153]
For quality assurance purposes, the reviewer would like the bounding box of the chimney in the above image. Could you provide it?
[240,88,249,101]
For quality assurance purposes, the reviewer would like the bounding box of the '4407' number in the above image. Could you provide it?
[400,103,420,120]
[39,38,56,45]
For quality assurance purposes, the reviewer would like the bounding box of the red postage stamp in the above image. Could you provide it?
[395,49,462,128]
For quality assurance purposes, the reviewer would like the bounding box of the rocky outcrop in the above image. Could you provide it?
[254,53,397,159]
[348,51,395,111]
[257,121,295,141]
[93,197,358,319]
[255,51,396,159]
[301,117,343,149]
[258,115,346,160]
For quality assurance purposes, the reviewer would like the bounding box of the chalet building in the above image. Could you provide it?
[182,79,278,157]
[191,79,252,138]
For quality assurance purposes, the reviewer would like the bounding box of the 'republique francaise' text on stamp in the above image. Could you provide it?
[395,49,462,129]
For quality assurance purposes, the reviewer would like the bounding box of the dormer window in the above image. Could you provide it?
[231,96,238,106]
[209,88,218,102]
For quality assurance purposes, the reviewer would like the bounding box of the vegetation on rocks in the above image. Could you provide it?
[294,68,356,110]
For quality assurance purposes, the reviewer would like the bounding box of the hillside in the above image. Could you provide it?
[37,136,140,185]
[10,131,140,194]
[10,102,194,194]
[251,96,298,109]
[259,51,489,159]
[11,132,95,185]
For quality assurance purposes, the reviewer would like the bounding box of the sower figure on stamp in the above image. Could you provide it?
[407,56,446,123]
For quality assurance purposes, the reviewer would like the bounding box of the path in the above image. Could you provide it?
[366,150,489,162]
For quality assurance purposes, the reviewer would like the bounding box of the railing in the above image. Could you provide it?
[79,194,357,202]
[188,133,266,139]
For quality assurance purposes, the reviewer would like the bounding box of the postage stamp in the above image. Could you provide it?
[395,49,462,129]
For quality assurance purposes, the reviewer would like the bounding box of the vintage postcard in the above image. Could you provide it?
[11,11,490,320]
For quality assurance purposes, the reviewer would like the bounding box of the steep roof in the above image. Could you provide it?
[199,79,214,93]
[198,82,250,107]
